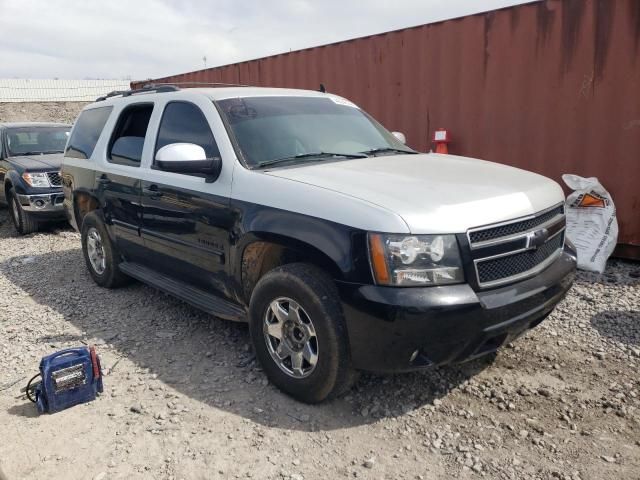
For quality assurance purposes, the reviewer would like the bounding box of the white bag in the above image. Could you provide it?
[562,174,618,273]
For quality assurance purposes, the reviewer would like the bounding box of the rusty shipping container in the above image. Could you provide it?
[133,0,640,258]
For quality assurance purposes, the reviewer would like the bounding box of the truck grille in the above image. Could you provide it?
[467,204,565,288]
[47,172,62,187]
[476,232,564,284]
[469,205,564,244]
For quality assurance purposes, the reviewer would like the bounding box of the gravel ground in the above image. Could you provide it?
[0,209,638,480]
[0,102,87,124]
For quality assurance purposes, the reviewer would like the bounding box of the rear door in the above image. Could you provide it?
[139,96,235,296]
[98,102,155,261]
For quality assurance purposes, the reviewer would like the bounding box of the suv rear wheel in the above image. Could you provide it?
[81,211,129,288]
[249,263,358,403]
[9,189,39,235]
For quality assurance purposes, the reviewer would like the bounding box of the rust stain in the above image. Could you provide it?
[509,7,521,33]
[593,0,615,81]
[561,0,587,73]
[484,12,494,76]
[536,1,555,51]
[630,0,640,55]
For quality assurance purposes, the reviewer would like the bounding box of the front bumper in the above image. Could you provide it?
[337,245,577,373]
[16,192,66,215]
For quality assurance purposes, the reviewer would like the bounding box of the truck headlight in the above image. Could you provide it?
[22,172,51,188]
[368,233,464,286]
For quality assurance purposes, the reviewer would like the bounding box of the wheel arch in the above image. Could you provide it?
[72,189,100,230]
[236,231,354,304]
[4,170,26,196]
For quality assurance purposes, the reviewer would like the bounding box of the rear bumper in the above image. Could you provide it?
[337,245,577,373]
[16,192,66,216]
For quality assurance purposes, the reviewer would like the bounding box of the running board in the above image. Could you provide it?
[119,262,246,322]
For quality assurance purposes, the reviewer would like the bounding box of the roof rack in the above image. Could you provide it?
[95,84,179,102]
[95,81,252,102]
[148,81,251,88]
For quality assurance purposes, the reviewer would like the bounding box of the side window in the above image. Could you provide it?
[155,102,220,160]
[108,103,153,167]
[65,106,113,160]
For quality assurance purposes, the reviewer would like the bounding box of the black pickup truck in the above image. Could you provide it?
[0,122,71,234]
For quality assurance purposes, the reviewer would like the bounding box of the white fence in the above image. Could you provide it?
[0,79,131,102]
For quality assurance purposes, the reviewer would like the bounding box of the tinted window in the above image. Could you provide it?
[65,107,113,160]
[108,103,153,167]
[217,96,410,167]
[155,102,219,160]
[5,126,70,156]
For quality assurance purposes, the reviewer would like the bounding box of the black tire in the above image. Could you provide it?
[9,189,39,235]
[249,263,358,403]
[81,211,129,288]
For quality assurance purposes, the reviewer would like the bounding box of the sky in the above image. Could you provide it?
[0,0,533,81]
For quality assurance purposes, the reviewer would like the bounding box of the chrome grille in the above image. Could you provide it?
[468,203,566,288]
[47,172,62,187]
[469,205,564,244]
[476,232,564,284]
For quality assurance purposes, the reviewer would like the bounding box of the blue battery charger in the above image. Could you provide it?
[28,346,103,414]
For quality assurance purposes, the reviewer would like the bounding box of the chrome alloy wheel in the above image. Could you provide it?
[263,297,319,378]
[86,227,107,275]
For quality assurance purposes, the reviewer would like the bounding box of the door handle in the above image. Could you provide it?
[97,175,111,185]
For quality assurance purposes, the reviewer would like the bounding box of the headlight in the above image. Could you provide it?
[368,233,464,286]
[22,172,51,188]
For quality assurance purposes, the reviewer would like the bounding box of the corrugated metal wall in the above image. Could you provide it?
[0,79,131,102]
[133,0,640,255]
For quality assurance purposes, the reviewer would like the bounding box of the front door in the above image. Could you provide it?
[140,100,234,297]
[98,103,155,262]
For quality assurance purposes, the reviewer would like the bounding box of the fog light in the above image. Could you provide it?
[409,349,419,363]
[34,199,47,209]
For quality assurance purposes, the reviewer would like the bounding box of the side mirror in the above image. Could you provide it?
[392,132,406,144]
[155,143,222,183]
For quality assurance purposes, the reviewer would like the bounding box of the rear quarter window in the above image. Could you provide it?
[65,106,113,160]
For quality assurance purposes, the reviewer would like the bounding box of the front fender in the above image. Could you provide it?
[230,200,373,288]
[5,170,29,196]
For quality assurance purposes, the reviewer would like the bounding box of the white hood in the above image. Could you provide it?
[264,153,565,234]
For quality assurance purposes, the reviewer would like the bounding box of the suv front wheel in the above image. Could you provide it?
[81,211,129,288]
[249,263,358,403]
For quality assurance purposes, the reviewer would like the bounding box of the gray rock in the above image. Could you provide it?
[363,457,376,469]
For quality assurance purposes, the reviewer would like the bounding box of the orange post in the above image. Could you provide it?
[433,128,450,154]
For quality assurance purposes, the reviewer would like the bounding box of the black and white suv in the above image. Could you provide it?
[62,85,576,403]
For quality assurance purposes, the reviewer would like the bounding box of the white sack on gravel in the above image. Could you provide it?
[562,174,618,274]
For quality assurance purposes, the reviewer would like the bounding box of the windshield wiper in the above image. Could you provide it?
[359,147,418,156]
[257,151,367,169]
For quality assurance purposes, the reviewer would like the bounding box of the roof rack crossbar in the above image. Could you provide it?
[95,84,179,102]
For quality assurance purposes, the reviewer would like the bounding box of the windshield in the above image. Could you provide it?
[6,126,71,156]
[216,96,413,168]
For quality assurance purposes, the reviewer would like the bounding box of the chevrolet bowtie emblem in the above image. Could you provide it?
[526,228,549,250]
